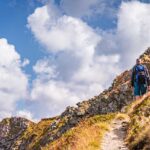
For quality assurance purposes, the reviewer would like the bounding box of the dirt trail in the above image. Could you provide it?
[101,119,129,150]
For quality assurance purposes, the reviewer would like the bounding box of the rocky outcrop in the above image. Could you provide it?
[0,117,34,150]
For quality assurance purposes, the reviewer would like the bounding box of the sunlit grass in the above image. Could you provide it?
[47,113,116,150]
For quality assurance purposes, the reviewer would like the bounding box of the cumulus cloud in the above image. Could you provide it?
[26,0,150,119]
[0,38,29,121]
[0,0,148,121]
[30,79,79,118]
[27,5,100,54]
[22,58,30,67]
[27,2,121,119]
[116,1,150,68]
[16,110,33,121]
[96,1,150,69]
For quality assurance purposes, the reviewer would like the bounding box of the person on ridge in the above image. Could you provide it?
[131,58,150,100]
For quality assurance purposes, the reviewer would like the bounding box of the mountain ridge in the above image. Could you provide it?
[0,47,150,150]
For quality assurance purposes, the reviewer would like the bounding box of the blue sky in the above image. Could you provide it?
[0,0,122,83]
[0,0,149,76]
[0,0,150,121]
[0,0,45,78]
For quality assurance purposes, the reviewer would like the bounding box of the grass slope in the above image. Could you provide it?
[47,114,116,150]
[125,94,150,150]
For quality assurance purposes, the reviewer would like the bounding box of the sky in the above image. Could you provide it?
[0,0,150,121]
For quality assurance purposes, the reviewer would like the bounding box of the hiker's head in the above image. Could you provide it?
[136,58,142,65]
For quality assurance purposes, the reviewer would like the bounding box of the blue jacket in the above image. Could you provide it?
[131,64,150,86]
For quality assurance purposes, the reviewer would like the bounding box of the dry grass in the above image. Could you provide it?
[47,114,116,150]
[13,117,56,149]
[125,94,150,150]
[115,113,130,121]
[128,126,150,150]
[126,92,150,115]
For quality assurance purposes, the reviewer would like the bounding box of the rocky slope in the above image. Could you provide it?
[0,117,34,149]
[0,48,150,150]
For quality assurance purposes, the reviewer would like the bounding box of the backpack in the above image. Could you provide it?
[134,65,147,84]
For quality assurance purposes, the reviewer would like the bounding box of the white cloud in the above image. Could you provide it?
[30,79,79,118]
[95,54,120,63]
[28,5,100,54]
[27,2,121,118]
[22,58,30,67]
[16,110,33,121]
[96,1,150,69]
[0,111,11,119]
[0,38,29,121]
[116,1,150,68]
[0,39,20,66]
[33,58,58,80]
[26,0,150,119]
[3,0,150,121]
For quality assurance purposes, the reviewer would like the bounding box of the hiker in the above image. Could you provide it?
[131,58,150,100]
